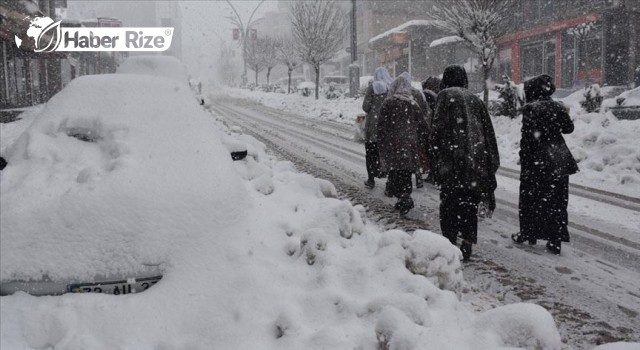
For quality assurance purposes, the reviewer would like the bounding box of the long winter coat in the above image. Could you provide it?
[412,88,432,143]
[378,97,428,172]
[362,84,386,142]
[431,87,500,193]
[519,74,578,242]
[519,101,578,178]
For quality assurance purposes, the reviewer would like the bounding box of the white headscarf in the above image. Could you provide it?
[372,67,393,95]
[388,72,413,102]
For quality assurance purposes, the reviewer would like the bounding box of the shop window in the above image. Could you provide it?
[521,44,543,81]
[544,40,556,80]
[0,43,6,106]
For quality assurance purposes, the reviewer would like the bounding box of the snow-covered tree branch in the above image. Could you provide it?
[258,36,280,86]
[428,0,514,106]
[290,0,347,99]
[245,38,265,86]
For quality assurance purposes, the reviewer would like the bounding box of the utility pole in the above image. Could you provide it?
[348,0,360,97]
[225,0,266,86]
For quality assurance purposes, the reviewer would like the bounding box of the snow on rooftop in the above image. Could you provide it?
[368,20,436,45]
[430,35,464,48]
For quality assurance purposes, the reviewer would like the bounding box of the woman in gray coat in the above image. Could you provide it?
[362,67,393,189]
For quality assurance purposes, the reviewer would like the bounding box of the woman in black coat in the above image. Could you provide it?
[378,74,428,214]
[512,74,578,255]
[431,66,500,261]
[362,67,393,189]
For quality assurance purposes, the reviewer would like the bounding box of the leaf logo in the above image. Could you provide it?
[34,20,62,53]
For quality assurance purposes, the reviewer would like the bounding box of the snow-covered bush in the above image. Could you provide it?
[581,84,603,113]
[493,75,524,118]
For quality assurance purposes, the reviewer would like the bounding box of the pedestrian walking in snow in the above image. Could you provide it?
[422,76,441,112]
[378,73,428,215]
[421,76,441,183]
[512,74,578,255]
[362,67,393,189]
[398,72,431,189]
[431,65,500,261]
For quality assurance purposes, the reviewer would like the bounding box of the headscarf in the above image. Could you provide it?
[372,67,393,95]
[440,65,469,90]
[524,74,555,103]
[388,72,413,102]
[422,76,441,94]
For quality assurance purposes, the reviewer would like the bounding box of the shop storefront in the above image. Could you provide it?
[497,6,639,89]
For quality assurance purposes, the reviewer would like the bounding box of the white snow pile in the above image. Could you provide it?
[0,73,566,349]
[214,87,364,124]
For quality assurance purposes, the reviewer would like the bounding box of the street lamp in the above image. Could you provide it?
[225,0,266,86]
[348,0,360,98]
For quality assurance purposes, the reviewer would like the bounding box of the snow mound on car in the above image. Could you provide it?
[0,74,247,281]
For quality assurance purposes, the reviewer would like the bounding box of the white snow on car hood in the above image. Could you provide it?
[0,74,247,281]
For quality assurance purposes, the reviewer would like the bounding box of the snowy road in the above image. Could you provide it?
[210,98,640,348]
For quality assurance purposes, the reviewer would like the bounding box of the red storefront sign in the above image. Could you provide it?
[391,32,408,45]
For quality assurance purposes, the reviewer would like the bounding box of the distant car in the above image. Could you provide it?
[321,76,349,92]
[603,86,640,120]
[297,81,316,97]
[0,72,244,296]
[276,76,306,93]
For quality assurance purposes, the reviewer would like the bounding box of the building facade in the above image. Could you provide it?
[497,0,640,88]
[1,0,67,109]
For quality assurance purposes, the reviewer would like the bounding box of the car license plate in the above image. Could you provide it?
[67,275,162,294]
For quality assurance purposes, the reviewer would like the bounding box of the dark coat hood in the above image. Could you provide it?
[524,74,556,103]
[440,65,468,90]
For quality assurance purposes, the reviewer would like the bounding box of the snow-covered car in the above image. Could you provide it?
[602,86,640,120]
[297,81,316,96]
[117,55,206,105]
[0,73,245,296]
[321,75,348,92]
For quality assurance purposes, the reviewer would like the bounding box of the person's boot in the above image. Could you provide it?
[512,232,537,245]
[546,240,561,255]
[364,178,375,189]
[460,240,473,262]
[397,198,414,215]
[415,175,424,188]
[384,183,394,197]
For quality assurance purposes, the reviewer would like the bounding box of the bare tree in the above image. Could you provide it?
[258,36,280,86]
[428,0,514,106]
[245,38,264,86]
[217,42,241,86]
[276,36,300,94]
[290,0,347,99]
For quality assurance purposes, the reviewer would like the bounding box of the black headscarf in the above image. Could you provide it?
[524,74,556,103]
[422,76,441,94]
[440,65,468,90]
